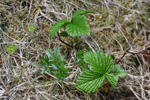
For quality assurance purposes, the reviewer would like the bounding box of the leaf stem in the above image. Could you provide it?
[57,33,73,48]
[114,46,131,64]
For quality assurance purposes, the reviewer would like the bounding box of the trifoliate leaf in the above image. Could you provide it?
[113,64,120,73]
[66,16,90,36]
[6,45,18,54]
[28,25,36,32]
[106,74,117,88]
[84,51,114,74]
[50,20,70,38]
[75,70,105,93]
[113,65,126,80]
[73,10,94,17]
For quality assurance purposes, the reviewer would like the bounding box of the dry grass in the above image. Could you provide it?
[0,0,150,100]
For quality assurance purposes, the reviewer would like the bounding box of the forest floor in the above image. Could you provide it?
[0,0,150,100]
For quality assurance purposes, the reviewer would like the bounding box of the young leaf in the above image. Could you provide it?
[75,70,105,93]
[46,49,54,58]
[66,16,90,36]
[84,52,114,74]
[106,74,117,88]
[54,47,60,58]
[6,45,18,54]
[50,20,70,38]
[39,56,49,66]
[52,64,59,69]
[47,66,51,73]
[28,25,36,32]
[73,10,94,17]
[113,65,126,80]
[41,65,47,74]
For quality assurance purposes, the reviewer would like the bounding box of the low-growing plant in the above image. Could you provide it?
[39,47,68,79]
[27,25,36,32]
[75,51,126,93]
[40,10,127,94]
[49,10,94,48]
[6,45,18,54]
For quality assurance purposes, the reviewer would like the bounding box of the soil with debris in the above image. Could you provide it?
[0,0,150,100]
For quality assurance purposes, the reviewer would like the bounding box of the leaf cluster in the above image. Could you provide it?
[39,47,68,79]
[50,10,94,38]
[75,51,126,93]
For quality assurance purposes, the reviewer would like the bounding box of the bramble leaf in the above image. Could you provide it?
[50,20,70,38]
[75,70,105,93]
[106,74,117,88]
[75,51,126,93]
[66,16,90,36]
[84,52,114,74]
[73,10,94,17]
[113,65,126,80]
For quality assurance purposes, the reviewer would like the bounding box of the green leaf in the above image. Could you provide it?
[75,70,105,93]
[59,31,70,37]
[41,65,47,74]
[39,56,54,66]
[73,10,94,17]
[50,20,70,38]
[113,65,126,80]
[76,50,84,57]
[106,74,117,88]
[54,47,60,58]
[66,16,90,36]
[57,57,64,62]
[47,66,51,73]
[46,49,54,59]
[28,25,36,32]
[80,65,89,71]
[6,45,18,54]
[52,64,59,69]
[110,54,115,60]
[84,51,114,74]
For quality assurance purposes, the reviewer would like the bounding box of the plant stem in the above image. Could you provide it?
[57,33,73,48]
[114,46,131,64]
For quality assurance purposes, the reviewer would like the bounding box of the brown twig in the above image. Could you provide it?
[57,33,73,48]
[114,46,131,64]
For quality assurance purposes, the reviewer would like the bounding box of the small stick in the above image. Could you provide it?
[114,46,131,64]
[57,33,73,48]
